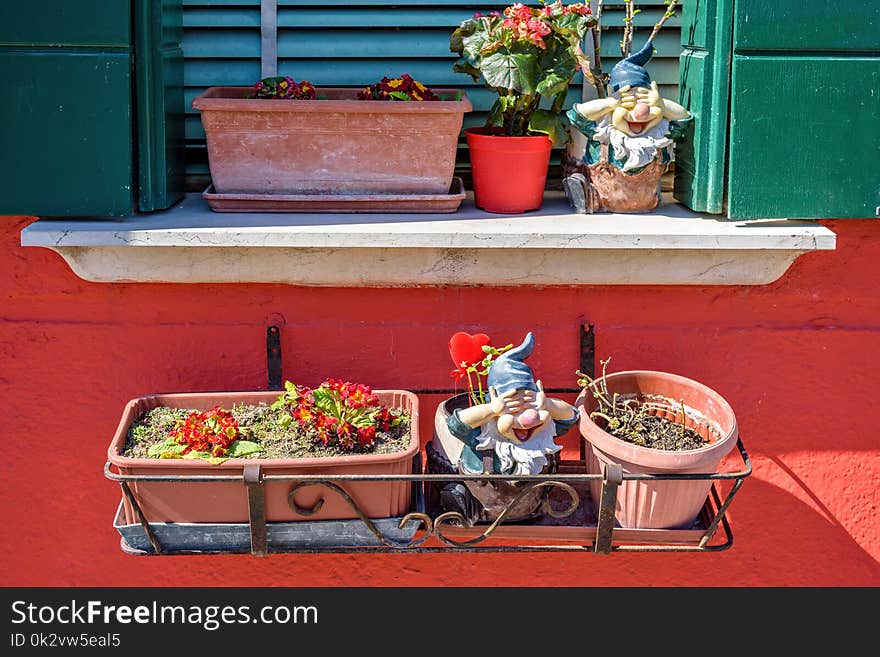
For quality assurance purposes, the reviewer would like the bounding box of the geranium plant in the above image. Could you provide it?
[448,332,513,406]
[450,1,597,144]
[249,75,316,100]
[357,74,440,101]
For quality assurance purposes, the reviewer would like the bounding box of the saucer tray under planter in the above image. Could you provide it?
[201,177,466,214]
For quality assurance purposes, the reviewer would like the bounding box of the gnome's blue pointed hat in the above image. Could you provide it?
[610,40,654,92]
[487,333,538,396]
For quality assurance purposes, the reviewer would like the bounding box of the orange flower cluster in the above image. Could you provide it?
[170,406,240,457]
[285,380,399,452]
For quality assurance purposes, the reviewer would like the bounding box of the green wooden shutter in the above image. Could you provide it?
[136,1,187,213]
[0,0,134,217]
[182,0,685,189]
[676,1,880,219]
[0,1,184,217]
[673,0,733,214]
[726,1,880,219]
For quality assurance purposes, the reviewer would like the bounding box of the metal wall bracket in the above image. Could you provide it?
[580,323,595,379]
[267,325,282,390]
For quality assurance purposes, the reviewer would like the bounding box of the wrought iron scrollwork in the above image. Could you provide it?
[288,481,433,548]
[433,480,579,548]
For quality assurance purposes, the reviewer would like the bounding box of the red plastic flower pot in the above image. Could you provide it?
[465,127,552,214]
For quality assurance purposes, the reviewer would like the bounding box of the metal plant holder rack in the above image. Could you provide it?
[104,325,752,556]
[105,445,750,556]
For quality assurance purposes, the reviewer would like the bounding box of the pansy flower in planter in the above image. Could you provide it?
[357,74,441,101]
[250,75,317,100]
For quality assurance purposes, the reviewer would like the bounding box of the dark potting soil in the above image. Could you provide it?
[593,408,714,451]
[122,402,412,460]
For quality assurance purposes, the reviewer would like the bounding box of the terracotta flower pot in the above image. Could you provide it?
[575,371,738,529]
[465,127,552,213]
[192,87,472,196]
[108,390,420,524]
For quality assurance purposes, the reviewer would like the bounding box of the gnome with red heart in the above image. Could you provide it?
[451,332,578,476]
[428,332,579,523]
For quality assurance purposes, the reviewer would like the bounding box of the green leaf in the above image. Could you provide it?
[536,46,577,98]
[453,57,482,82]
[480,50,538,94]
[181,450,227,464]
[450,19,477,55]
[554,12,596,36]
[351,415,373,428]
[226,440,262,458]
[388,91,412,101]
[528,109,569,147]
[535,71,572,99]
[311,388,338,417]
[147,437,185,458]
[459,24,490,60]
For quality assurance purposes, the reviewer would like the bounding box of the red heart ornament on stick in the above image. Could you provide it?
[449,332,491,368]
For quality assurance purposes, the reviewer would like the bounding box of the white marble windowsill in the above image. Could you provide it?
[20,192,836,286]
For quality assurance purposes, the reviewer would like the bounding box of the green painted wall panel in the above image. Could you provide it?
[0,51,133,217]
[728,56,880,219]
[734,1,880,52]
[0,0,130,47]
[673,0,732,214]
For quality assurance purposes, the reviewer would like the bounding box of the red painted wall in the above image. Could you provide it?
[1,215,878,586]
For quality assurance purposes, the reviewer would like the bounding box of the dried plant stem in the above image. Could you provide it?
[591,0,607,98]
[621,1,635,57]
[647,0,679,45]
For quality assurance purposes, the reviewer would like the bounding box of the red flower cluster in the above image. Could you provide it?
[501,4,551,49]
[494,2,592,49]
[357,74,439,101]
[251,76,316,100]
[285,380,398,452]
[170,406,240,457]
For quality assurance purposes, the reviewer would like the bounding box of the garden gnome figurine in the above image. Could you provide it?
[563,40,693,213]
[432,332,579,522]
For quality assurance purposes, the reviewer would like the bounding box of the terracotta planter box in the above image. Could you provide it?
[192,87,472,196]
[576,371,739,529]
[108,390,420,524]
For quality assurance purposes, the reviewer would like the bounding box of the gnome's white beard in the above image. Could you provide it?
[593,116,671,172]
[474,422,563,476]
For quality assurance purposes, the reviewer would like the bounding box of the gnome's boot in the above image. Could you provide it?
[563,173,600,214]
